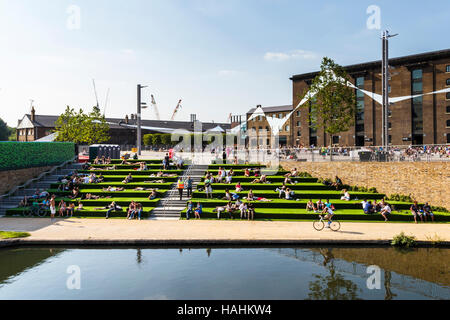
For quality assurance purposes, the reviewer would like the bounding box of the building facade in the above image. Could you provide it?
[289,49,450,147]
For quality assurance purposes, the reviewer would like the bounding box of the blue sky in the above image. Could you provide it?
[1,0,449,126]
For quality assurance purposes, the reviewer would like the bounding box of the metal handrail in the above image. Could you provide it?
[0,156,78,204]
[162,164,193,214]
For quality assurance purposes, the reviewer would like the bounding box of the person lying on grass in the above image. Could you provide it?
[144,180,165,184]
[84,193,112,200]
[284,177,295,185]
[105,165,117,171]
[120,159,133,165]
[102,186,125,192]
[284,168,298,178]
[122,173,133,184]
[213,201,234,220]
[148,190,158,200]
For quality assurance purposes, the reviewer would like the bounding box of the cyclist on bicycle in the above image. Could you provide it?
[321,206,335,228]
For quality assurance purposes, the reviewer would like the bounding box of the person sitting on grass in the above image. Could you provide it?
[332,176,343,190]
[253,168,261,177]
[316,199,325,211]
[122,173,133,184]
[105,157,112,165]
[306,199,317,212]
[363,201,375,214]
[247,190,255,201]
[340,189,351,201]
[239,202,248,220]
[104,202,122,219]
[223,189,232,201]
[186,201,194,220]
[127,201,136,220]
[76,201,84,211]
[58,200,67,217]
[284,177,294,185]
[235,182,243,193]
[260,175,268,183]
[247,202,255,220]
[102,186,125,192]
[214,201,234,220]
[194,203,202,219]
[66,203,75,218]
[285,188,294,200]
[69,187,80,199]
[380,203,392,222]
[244,168,250,177]
[325,199,336,211]
[148,190,158,200]
[97,173,104,183]
[410,201,423,223]
[130,203,143,220]
[225,173,233,184]
[228,168,235,176]
[422,202,435,222]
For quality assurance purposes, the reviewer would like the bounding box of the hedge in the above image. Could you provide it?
[0,142,75,171]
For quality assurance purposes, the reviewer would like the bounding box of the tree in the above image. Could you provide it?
[8,127,16,141]
[151,134,161,146]
[55,106,110,144]
[300,57,356,160]
[0,118,11,141]
[161,134,172,146]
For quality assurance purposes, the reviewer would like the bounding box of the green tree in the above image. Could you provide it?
[0,118,10,141]
[8,127,16,141]
[161,134,172,146]
[151,134,161,146]
[300,57,356,160]
[55,106,110,144]
[143,134,153,146]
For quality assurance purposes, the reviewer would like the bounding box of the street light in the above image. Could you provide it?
[381,30,398,154]
[137,84,149,156]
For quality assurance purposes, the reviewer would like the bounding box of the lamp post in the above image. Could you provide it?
[137,84,148,156]
[381,30,398,154]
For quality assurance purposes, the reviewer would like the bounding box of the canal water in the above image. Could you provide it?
[0,247,448,300]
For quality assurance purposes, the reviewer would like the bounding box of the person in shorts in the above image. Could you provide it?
[50,195,56,219]
[410,201,423,223]
[422,202,435,222]
[204,179,213,199]
[380,203,391,222]
[322,206,335,228]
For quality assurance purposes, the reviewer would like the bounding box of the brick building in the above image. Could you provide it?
[247,49,450,148]
[290,49,450,147]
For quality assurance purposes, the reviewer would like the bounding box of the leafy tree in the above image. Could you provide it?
[300,57,356,160]
[151,134,161,146]
[55,106,110,144]
[8,127,16,141]
[161,134,172,146]
[143,134,153,146]
[0,118,11,141]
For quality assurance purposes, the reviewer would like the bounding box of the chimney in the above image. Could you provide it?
[190,114,197,122]
[31,106,36,122]
[125,115,129,124]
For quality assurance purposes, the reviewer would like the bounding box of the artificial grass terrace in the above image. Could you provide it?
[197,182,338,191]
[50,182,174,190]
[79,169,182,176]
[89,164,185,169]
[201,176,318,183]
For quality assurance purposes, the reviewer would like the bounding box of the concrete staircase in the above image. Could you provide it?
[0,162,83,217]
[149,164,208,220]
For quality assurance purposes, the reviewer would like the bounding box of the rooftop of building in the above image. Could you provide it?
[290,48,450,81]
[246,105,293,115]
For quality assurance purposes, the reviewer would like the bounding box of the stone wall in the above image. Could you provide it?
[0,166,52,195]
[281,161,450,210]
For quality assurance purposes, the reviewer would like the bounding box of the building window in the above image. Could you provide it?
[285,125,290,132]
[388,85,391,93]
[355,76,365,146]
[388,135,392,144]
[296,111,301,117]
[446,106,450,114]
[297,130,301,137]
[411,69,423,136]
[447,120,450,128]
[447,92,450,100]
[296,121,301,127]
[332,136,339,145]
[447,79,450,86]
[447,134,450,144]
[447,65,450,73]
[388,122,392,129]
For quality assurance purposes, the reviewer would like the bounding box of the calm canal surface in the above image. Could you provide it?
[0,247,449,300]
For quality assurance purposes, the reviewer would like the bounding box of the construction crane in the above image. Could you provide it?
[92,79,99,109]
[151,94,160,120]
[170,99,182,121]
[103,88,110,116]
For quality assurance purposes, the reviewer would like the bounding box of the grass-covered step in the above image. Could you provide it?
[201,176,318,183]
[65,198,162,207]
[5,206,156,218]
[196,182,334,191]
[208,164,268,169]
[187,199,415,210]
[205,169,290,175]
[88,164,184,169]
[192,190,386,200]
[109,159,173,164]
[180,208,450,222]
[48,189,169,198]
[51,182,174,190]
[83,176,179,183]
[78,170,182,176]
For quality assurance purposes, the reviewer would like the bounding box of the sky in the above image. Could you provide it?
[0,0,449,126]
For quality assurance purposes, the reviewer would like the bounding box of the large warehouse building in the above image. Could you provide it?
[247,49,450,147]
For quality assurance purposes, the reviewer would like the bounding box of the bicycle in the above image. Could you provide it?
[313,214,341,232]
[22,205,48,218]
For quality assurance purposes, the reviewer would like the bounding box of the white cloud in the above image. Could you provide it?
[218,70,239,77]
[264,50,318,62]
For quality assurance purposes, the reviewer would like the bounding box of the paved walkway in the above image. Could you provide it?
[0,218,449,243]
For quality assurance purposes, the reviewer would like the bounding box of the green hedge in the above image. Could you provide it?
[0,142,75,171]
